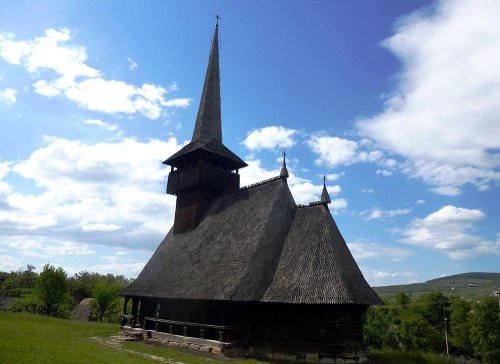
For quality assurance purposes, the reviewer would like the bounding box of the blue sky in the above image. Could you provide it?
[0,0,498,286]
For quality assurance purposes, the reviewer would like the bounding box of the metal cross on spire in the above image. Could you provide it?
[215,14,221,26]
[323,174,327,186]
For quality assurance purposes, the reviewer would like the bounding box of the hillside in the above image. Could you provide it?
[373,272,500,300]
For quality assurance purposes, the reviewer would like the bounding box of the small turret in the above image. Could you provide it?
[280,152,289,178]
[321,175,331,204]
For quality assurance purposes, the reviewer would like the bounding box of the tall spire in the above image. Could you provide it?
[321,175,331,204]
[192,18,222,142]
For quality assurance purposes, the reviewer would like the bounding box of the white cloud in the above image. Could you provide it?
[324,173,343,181]
[243,126,297,151]
[361,207,411,220]
[83,119,119,132]
[1,238,94,257]
[330,198,348,212]
[429,185,461,196]
[0,88,17,105]
[359,265,417,286]
[0,136,183,257]
[81,223,121,232]
[0,32,30,64]
[400,205,499,259]
[362,188,374,194]
[348,240,412,261]
[308,135,384,168]
[358,0,500,193]
[0,28,191,119]
[415,199,426,204]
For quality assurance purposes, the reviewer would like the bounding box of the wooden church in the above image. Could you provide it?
[121,20,382,363]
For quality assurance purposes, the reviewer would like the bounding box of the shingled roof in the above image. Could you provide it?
[123,177,381,305]
[262,204,382,305]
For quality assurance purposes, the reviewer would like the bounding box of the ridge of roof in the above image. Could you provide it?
[240,175,283,190]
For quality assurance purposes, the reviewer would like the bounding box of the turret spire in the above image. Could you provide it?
[280,151,289,178]
[192,18,222,142]
[321,175,331,204]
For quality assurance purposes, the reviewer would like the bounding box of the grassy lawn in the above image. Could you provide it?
[1,312,470,364]
[0,312,261,364]
[371,349,468,364]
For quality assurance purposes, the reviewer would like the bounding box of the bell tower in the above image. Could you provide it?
[164,19,247,234]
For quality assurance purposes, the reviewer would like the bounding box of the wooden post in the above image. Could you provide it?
[200,328,205,339]
[121,297,130,326]
[183,326,188,336]
[155,303,160,331]
[131,298,138,328]
[219,331,224,342]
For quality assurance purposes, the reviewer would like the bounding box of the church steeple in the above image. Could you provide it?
[164,19,247,234]
[192,19,222,142]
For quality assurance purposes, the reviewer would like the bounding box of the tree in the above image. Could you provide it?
[399,310,442,351]
[470,296,500,364]
[69,271,131,304]
[0,264,38,297]
[68,271,101,303]
[33,264,72,317]
[364,305,399,349]
[449,296,472,356]
[91,280,121,322]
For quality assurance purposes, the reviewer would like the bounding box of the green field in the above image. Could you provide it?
[0,312,263,364]
[0,312,476,364]
[374,272,500,300]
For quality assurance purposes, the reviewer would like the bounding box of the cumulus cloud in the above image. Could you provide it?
[0,137,183,259]
[243,126,297,151]
[0,88,17,105]
[308,135,385,168]
[400,205,500,259]
[358,0,500,193]
[0,28,191,119]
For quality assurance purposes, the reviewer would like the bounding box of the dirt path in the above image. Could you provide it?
[90,335,187,364]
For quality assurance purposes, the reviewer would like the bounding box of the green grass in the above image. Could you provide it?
[371,349,469,364]
[1,312,475,364]
[0,312,262,364]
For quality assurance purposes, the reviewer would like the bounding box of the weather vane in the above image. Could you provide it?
[215,14,221,25]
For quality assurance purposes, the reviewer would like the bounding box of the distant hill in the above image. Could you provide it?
[373,272,500,300]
